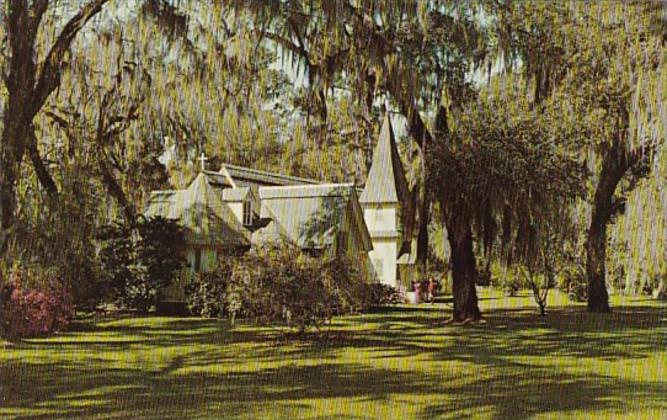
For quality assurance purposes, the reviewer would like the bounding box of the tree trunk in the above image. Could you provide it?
[586,218,610,312]
[586,136,640,313]
[1,0,37,256]
[416,196,430,265]
[0,116,29,257]
[0,174,18,255]
[416,102,446,266]
[1,0,110,259]
[446,213,481,322]
[27,126,59,199]
[98,157,136,224]
[416,141,430,266]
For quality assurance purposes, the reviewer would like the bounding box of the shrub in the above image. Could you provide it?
[99,216,186,313]
[559,263,588,302]
[186,260,234,318]
[366,283,401,306]
[492,273,523,297]
[1,268,74,339]
[67,254,106,312]
[567,279,588,302]
[215,246,368,331]
[184,245,369,332]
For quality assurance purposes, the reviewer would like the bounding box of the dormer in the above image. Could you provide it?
[222,187,258,228]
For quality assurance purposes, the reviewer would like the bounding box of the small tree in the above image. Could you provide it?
[519,230,558,316]
[97,221,134,305]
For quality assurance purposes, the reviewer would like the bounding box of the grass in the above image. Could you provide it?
[1,289,666,419]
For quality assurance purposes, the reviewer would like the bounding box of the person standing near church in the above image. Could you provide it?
[413,280,422,304]
[427,277,437,304]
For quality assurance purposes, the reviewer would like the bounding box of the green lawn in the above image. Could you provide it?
[1,290,666,419]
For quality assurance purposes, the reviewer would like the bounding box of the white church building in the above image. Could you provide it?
[144,113,416,302]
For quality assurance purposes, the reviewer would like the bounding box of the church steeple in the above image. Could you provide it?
[359,113,411,206]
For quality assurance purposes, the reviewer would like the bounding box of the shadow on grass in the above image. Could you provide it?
[2,354,665,420]
[1,302,665,419]
[2,353,665,419]
[319,304,667,361]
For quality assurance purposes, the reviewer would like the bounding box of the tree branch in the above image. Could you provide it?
[342,1,434,147]
[30,0,50,38]
[32,0,110,116]
[27,125,58,199]
[97,152,136,224]
[262,30,312,66]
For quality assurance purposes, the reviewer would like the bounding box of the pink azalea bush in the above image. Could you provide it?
[1,269,74,339]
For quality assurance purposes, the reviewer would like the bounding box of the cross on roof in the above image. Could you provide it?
[198,152,208,171]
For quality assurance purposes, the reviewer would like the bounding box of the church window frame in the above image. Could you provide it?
[243,200,253,226]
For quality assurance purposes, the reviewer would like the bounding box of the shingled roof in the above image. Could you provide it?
[359,113,411,205]
[220,163,321,187]
[144,173,250,247]
[256,184,372,251]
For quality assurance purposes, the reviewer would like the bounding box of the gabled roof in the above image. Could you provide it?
[144,172,250,247]
[222,187,251,202]
[259,183,355,200]
[220,163,321,187]
[203,170,233,189]
[256,184,372,251]
[360,113,411,205]
[251,204,292,247]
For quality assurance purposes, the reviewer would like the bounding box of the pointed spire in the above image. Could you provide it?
[360,113,410,205]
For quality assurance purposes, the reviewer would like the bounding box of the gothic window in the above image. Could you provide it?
[243,201,253,226]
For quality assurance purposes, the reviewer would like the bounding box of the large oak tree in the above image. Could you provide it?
[1,0,110,258]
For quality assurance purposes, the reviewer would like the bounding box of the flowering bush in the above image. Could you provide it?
[1,269,74,339]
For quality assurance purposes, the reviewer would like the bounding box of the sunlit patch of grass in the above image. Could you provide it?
[1,289,665,419]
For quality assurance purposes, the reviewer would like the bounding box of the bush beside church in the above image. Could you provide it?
[186,245,386,333]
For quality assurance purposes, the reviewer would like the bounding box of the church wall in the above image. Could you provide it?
[340,206,373,282]
[368,239,399,288]
[363,205,399,233]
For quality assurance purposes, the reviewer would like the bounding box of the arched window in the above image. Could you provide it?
[243,201,253,226]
